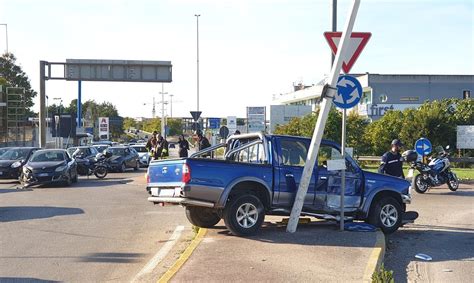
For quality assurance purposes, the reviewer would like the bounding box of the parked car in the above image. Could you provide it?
[92,144,109,154]
[67,146,99,161]
[147,133,416,236]
[131,144,151,167]
[0,147,39,179]
[92,140,113,147]
[0,147,13,156]
[106,146,140,172]
[20,149,78,187]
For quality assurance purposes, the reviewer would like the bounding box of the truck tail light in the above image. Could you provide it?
[146,172,150,184]
[182,163,191,183]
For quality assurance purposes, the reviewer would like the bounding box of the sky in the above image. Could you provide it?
[0,0,473,119]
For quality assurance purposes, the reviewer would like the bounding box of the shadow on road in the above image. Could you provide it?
[71,178,133,188]
[385,226,474,283]
[428,190,474,197]
[212,221,379,248]
[0,278,59,283]
[0,206,84,222]
[79,252,145,263]
[0,188,32,194]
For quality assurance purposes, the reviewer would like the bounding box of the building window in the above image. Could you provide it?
[400,96,419,102]
[463,90,471,99]
[361,89,372,104]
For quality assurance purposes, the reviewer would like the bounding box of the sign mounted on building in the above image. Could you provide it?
[247,107,266,133]
[333,75,363,109]
[98,117,109,140]
[358,103,422,118]
[457,125,474,149]
[324,32,371,73]
[65,59,172,82]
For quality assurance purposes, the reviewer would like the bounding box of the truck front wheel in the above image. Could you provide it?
[367,196,402,234]
[223,194,265,236]
[185,206,221,228]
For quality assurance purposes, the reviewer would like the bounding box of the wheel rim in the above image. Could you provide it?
[416,176,428,191]
[449,177,458,189]
[122,164,126,171]
[380,204,398,228]
[236,203,258,229]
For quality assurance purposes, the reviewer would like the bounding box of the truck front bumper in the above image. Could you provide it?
[147,196,215,208]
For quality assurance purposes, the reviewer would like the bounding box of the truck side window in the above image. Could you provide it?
[280,140,308,167]
[318,145,355,173]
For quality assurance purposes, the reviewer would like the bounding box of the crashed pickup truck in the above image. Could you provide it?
[146,133,416,236]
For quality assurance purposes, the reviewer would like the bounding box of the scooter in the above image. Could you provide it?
[403,146,459,194]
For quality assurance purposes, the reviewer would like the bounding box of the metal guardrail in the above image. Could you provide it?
[356,156,474,163]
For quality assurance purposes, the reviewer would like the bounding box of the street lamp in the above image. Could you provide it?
[159,84,168,137]
[195,14,200,112]
[0,24,8,54]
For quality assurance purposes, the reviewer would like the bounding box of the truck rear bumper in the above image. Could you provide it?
[147,196,215,208]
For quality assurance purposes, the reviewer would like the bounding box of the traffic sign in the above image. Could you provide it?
[415,138,432,156]
[209,118,220,129]
[219,126,229,139]
[324,32,371,74]
[333,75,362,109]
[190,111,202,122]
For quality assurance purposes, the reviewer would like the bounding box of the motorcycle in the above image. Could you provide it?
[403,146,459,194]
[74,152,111,179]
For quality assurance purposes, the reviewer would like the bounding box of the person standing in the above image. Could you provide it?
[197,132,211,151]
[146,131,160,160]
[379,139,405,178]
[157,134,169,159]
[178,134,190,158]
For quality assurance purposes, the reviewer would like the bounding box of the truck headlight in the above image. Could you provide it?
[23,166,32,173]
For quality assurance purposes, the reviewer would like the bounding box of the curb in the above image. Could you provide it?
[157,227,207,283]
[362,230,386,282]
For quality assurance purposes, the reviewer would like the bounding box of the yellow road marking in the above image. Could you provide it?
[363,230,386,282]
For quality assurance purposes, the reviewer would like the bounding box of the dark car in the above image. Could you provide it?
[0,147,13,156]
[92,144,109,154]
[20,149,78,187]
[0,147,39,179]
[106,146,140,172]
[67,146,99,161]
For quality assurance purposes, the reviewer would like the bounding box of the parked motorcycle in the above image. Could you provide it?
[403,146,459,194]
[73,151,111,179]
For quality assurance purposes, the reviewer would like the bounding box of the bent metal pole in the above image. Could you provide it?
[286,0,361,233]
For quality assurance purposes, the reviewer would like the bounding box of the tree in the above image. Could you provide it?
[167,118,183,136]
[123,117,136,131]
[0,53,37,115]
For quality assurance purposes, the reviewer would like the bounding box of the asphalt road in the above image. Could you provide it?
[0,169,192,282]
[385,184,474,282]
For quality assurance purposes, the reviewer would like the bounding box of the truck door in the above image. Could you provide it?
[316,144,363,210]
[275,138,318,208]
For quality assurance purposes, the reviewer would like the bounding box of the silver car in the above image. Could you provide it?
[131,145,150,167]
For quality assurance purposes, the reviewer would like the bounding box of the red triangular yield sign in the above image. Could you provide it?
[324,32,371,74]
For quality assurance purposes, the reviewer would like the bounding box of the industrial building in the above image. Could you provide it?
[273,73,473,121]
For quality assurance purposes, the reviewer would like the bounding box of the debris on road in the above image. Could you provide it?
[415,253,433,261]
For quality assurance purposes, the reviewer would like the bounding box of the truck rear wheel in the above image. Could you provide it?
[185,206,221,228]
[223,194,265,236]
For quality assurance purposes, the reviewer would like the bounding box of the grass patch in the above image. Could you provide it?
[372,264,394,283]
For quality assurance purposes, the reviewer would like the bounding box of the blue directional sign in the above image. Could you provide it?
[415,138,432,156]
[209,118,220,129]
[333,75,363,109]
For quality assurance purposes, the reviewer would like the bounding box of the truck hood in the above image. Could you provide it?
[363,171,410,195]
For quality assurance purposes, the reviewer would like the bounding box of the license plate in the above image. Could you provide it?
[38,173,49,177]
[407,169,414,178]
[159,189,175,197]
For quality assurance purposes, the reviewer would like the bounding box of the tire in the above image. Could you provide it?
[367,196,402,234]
[119,163,126,173]
[94,166,108,179]
[134,161,139,171]
[65,172,72,187]
[223,194,265,236]
[414,174,429,194]
[185,206,221,228]
[447,172,459,191]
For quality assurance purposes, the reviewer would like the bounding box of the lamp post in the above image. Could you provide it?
[159,84,168,137]
[0,24,8,54]
[169,94,174,118]
[195,14,200,112]
[53,97,63,148]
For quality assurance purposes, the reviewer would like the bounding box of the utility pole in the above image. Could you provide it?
[160,84,168,137]
[152,96,156,118]
[169,94,174,118]
[195,14,200,112]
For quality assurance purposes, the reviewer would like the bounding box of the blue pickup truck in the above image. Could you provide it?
[146,133,414,236]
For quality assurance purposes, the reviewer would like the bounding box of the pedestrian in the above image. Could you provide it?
[378,139,405,178]
[159,135,169,159]
[197,132,211,151]
[230,130,241,149]
[146,131,161,160]
[178,134,190,158]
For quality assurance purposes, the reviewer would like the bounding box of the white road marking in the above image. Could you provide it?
[131,225,184,283]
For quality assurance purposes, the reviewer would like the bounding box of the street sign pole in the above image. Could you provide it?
[287,0,361,233]
[340,108,346,231]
